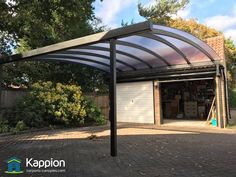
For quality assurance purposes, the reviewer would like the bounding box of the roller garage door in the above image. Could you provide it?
[117,81,154,123]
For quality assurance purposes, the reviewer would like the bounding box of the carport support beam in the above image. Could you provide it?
[110,38,117,156]
[0,66,2,110]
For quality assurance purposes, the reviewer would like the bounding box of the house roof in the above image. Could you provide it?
[7,157,21,163]
[0,21,221,73]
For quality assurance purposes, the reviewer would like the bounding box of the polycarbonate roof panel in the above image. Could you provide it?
[1,21,221,73]
[119,35,174,66]
[117,44,165,67]
[152,25,220,60]
[69,48,146,70]
[157,35,210,63]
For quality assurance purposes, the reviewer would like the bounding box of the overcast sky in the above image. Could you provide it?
[94,0,236,43]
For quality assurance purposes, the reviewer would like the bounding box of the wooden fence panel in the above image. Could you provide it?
[0,89,28,108]
[94,95,109,119]
[85,94,109,119]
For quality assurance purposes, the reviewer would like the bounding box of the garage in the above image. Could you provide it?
[117,81,154,123]
[117,34,229,128]
[117,76,220,125]
[161,79,215,121]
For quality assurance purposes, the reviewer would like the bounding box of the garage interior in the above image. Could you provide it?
[161,79,215,121]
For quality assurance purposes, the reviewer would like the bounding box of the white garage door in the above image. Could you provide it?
[117,81,154,123]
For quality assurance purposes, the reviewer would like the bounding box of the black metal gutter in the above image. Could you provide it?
[117,65,217,82]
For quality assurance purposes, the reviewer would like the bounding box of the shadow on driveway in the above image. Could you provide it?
[0,125,235,177]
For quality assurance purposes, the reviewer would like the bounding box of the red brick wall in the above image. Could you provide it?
[154,81,162,125]
[205,36,225,63]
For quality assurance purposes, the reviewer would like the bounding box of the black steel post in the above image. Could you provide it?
[109,38,117,157]
[0,65,2,110]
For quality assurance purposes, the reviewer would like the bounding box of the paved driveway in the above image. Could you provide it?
[0,124,236,177]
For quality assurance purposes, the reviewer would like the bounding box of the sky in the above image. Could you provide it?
[94,0,236,43]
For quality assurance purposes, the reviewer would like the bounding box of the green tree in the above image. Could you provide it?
[2,61,108,92]
[0,0,107,92]
[121,19,135,27]
[168,18,221,39]
[0,0,96,50]
[138,0,189,25]
[225,38,236,84]
[138,0,220,39]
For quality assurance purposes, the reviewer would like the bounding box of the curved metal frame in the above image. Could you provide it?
[38,55,122,72]
[79,46,153,68]
[30,58,110,72]
[138,33,191,65]
[55,50,136,71]
[42,55,111,67]
[114,40,171,66]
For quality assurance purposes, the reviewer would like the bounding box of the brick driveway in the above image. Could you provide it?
[0,124,236,177]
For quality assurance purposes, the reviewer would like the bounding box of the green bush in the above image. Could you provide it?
[83,97,107,125]
[11,121,28,134]
[0,120,10,133]
[3,82,106,129]
[15,120,28,131]
[229,89,236,108]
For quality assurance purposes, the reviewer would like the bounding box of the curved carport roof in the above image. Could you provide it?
[0,21,222,157]
[0,21,221,73]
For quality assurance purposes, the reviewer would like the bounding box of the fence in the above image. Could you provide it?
[0,89,109,119]
[86,94,109,119]
[0,89,28,108]
[94,95,109,119]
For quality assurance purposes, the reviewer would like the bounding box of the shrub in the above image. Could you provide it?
[83,97,107,125]
[229,89,236,108]
[0,120,10,133]
[3,82,106,128]
[12,81,87,127]
[11,120,28,134]
[15,120,28,131]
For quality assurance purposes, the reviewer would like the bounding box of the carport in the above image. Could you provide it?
[0,21,229,156]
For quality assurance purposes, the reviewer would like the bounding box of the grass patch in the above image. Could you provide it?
[228,111,236,128]
[229,89,236,108]
[228,124,236,129]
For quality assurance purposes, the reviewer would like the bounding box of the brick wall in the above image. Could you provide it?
[154,81,162,125]
[206,36,227,128]
[205,36,225,63]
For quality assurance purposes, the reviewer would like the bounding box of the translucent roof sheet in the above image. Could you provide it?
[0,21,220,73]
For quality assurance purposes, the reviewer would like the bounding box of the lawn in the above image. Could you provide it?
[229,109,236,128]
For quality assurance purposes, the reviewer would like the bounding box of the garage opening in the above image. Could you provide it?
[161,79,215,122]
